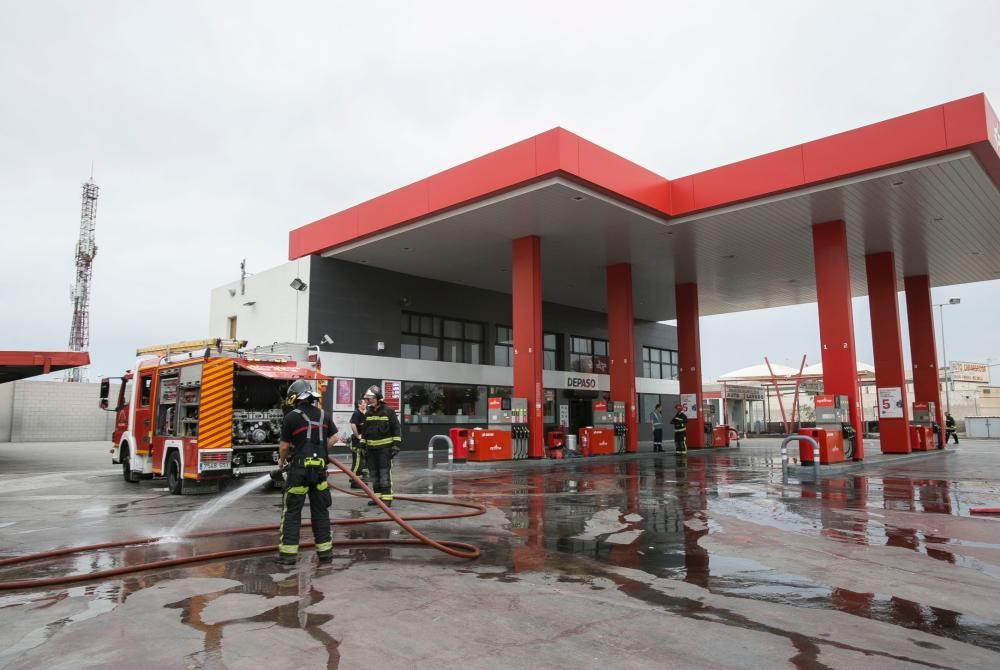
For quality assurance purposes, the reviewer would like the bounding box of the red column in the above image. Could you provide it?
[812,220,864,459]
[904,275,945,442]
[675,282,705,448]
[865,252,911,454]
[607,263,638,453]
[512,235,544,458]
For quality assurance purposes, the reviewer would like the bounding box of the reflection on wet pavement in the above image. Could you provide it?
[3,440,1000,667]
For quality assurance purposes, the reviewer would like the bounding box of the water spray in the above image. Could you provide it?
[0,455,484,592]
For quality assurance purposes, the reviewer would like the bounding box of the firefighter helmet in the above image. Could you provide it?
[363,384,383,402]
[287,379,319,404]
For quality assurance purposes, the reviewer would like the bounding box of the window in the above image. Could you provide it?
[227,316,237,340]
[155,373,179,437]
[401,312,484,363]
[496,329,560,369]
[543,332,559,370]
[139,374,153,407]
[570,336,609,373]
[639,394,663,424]
[494,326,513,366]
[642,346,678,380]
[403,382,486,423]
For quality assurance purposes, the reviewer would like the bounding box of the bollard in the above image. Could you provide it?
[781,442,789,484]
[427,435,454,467]
[779,434,820,484]
[813,440,820,483]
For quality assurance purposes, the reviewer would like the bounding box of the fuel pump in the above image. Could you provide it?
[704,399,730,447]
[510,398,529,459]
[467,396,529,461]
[468,397,513,461]
[578,400,616,456]
[703,400,715,437]
[799,395,850,464]
[611,401,627,454]
[910,401,937,451]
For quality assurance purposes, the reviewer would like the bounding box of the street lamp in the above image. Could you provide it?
[934,297,961,412]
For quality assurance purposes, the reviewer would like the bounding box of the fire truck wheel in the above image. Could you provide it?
[166,451,183,495]
[121,446,139,484]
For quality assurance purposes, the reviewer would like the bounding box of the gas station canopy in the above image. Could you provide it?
[0,351,90,384]
[290,94,1000,321]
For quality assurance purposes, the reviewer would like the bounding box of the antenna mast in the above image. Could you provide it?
[67,178,99,382]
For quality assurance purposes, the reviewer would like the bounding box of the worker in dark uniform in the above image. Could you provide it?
[945,412,959,445]
[671,404,688,454]
[348,398,370,489]
[274,379,339,565]
[360,385,402,507]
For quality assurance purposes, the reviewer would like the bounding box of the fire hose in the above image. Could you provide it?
[0,455,483,592]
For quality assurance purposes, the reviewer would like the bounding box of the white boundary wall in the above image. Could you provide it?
[0,381,118,443]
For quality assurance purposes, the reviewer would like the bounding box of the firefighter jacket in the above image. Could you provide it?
[671,412,688,433]
[361,403,402,450]
[946,415,956,430]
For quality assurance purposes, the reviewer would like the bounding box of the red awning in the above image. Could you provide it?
[0,350,90,384]
[235,361,330,381]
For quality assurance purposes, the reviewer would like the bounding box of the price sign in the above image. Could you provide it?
[877,387,904,419]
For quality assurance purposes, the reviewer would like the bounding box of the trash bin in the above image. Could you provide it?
[449,427,470,462]
[566,434,578,454]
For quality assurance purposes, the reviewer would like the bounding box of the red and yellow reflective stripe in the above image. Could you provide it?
[199,359,233,449]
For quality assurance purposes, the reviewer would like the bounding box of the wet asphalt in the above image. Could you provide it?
[2,438,1000,669]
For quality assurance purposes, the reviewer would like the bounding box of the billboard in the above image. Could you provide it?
[949,361,988,383]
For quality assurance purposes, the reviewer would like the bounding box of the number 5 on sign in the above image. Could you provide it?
[680,394,697,419]
[877,387,903,419]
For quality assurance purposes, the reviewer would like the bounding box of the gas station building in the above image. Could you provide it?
[212,93,1000,459]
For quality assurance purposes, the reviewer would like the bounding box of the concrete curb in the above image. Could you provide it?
[786,447,957,482]
[432,446,742,471]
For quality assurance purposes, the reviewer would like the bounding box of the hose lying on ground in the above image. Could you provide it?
[0,455,483,591]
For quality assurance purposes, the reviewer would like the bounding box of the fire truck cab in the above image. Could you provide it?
[99,339,330,494]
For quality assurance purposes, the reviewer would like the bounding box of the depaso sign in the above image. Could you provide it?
[565,373,598,389]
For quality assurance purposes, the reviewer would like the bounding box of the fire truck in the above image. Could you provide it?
[99,339,329,494]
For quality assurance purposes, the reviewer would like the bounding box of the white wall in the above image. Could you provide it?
[1,381,118,442]
[209,257,311,347]
[0,382,13,441]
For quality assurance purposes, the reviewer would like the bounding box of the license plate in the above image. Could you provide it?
[200,460,230,471]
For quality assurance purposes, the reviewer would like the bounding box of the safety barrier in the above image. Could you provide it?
[428,434,454,466]
[780,434,820,484]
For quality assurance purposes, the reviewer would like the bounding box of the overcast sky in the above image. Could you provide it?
[1,1,998,381]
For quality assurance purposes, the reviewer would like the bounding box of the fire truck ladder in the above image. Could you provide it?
[136,338,248,357]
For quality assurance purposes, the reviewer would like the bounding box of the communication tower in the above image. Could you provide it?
[66,178,99,382]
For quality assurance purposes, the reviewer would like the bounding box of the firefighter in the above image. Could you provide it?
[671,404,688,453]
[348,397,370,489]
[945,412,959,445]
[274,379,339,566]
[361,385,402,507]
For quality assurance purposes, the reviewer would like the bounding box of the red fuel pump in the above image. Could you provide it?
[578,400,616,456]
[798,395,851,464]
[910,401,937,451]
[710,425,730,448]
[467,396,528,462]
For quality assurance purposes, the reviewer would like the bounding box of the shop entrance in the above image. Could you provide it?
[564,389,602,433]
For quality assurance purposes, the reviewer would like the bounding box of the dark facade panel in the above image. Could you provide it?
[307,257,677,363]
